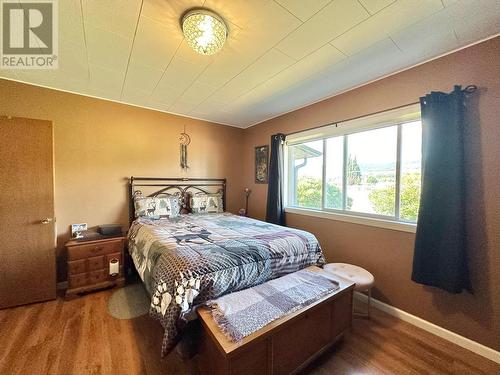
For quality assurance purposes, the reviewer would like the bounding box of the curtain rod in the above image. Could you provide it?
[284,85,477,138]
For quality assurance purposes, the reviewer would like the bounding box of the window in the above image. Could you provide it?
[285,105,422,227]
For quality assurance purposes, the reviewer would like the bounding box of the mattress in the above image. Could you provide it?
[127,212,325,355]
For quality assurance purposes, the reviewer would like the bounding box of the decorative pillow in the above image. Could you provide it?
[162,196,180,218]
[134,195,180,219]
[190,192,224,214]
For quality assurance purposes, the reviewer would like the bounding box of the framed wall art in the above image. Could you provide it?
[255,145,269,184]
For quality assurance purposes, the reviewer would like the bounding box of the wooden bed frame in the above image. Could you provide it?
[128,176,227,225]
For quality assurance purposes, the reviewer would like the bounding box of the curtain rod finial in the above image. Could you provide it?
[463,85,477,94]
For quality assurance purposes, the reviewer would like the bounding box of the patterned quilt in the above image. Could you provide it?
[127,213,325,355]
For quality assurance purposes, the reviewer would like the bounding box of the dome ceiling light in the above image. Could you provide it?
[181,8,228,56]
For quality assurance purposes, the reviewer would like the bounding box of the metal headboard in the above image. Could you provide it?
[128,177,227,224]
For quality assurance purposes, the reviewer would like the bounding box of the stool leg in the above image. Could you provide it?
[354,290,371,319]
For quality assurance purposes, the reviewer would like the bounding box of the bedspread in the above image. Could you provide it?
[127,212,325,355]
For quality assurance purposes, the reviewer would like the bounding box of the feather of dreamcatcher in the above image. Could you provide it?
[179,125,191,170]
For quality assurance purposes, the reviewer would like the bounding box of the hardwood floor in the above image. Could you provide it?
[0,289,498,375]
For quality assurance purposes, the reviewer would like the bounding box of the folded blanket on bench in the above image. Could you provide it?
[205,266,340,342]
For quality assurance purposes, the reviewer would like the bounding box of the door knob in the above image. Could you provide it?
[41,217,54,224]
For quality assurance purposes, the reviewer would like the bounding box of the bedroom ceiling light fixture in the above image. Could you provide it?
[181,8,227,56]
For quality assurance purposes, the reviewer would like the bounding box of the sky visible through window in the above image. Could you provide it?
[290,121,422,221]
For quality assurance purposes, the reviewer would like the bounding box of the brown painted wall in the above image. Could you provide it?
[242,37,500,351]
[0,79,245,281]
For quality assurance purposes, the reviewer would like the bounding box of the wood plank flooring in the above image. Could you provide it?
[0,289,498,375]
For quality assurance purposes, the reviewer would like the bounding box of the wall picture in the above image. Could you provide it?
[255,145,269,183]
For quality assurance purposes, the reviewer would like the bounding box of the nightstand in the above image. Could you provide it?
[65,236,125,298]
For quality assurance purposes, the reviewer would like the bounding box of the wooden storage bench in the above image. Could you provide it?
[197,271,354,375]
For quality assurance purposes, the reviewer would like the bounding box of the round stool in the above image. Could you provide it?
[324,263,374,318]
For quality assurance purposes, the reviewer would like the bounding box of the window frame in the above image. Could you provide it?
[284,104,421,233]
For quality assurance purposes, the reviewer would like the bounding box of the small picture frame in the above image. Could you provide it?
[71,223,87,238]
[255,145,269,184]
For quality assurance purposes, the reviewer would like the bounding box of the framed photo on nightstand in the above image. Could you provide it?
[71,223,87,238]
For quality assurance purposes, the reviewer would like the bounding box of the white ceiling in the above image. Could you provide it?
[1,0,499,128]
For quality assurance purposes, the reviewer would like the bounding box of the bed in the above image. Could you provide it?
[127,177,325,356]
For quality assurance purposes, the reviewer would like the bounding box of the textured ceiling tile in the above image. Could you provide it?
[58,38,89,81]
[209,48,295,102]
[195,49,250,87]
[332,0,444,56]
[10,70,57,87]
[194,5,299,89]
[141,0,203,26]
[129,16,182,71]
[211,0,302,58]
[291,38,407,102]
[121,87,152,106]
[53,76,91,94]
[276,0,369,60]
[449,0,500,45]
[391,4,459,59]
[85,26,132,73]
[191,98,228,117]
[122,62,164,93]
[89,64,125,94]
[237,38,408,127]
[148,99,175,112]
[358,0,396,15]
[150,75,186,105]
[5,0,499,127]
[159,55,210,93]
[391,8,459,60]
[274,0,332,21]
[176,82,218,105]
[174,41,216,65]
[86,87,122,101]
[230,44,345,109]
[59,0,85,45]
[0,70,18,80]
[206,0,279,29]
[82,0,142,39]
[168,100,198,114]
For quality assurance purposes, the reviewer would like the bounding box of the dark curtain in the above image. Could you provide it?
[412,85,472,293]
[266,133,286,226]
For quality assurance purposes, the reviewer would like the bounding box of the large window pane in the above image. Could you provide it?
[325,137,344,209]
[288,140,323,209]
[348,126,398,216]
[400,121,422,222]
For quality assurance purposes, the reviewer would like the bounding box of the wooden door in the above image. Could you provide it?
[0,116,56,308]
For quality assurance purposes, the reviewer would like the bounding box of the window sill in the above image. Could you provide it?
[284,207,417,233]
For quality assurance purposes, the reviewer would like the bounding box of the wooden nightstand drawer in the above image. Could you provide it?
[68,259,86,275]
[65,236,125,299]
[69,273,88,288]
[88,255,105,271]
[88,269,108,284]
[68,239,123,260]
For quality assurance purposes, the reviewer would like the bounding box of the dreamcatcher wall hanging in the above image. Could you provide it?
[179,126,191,171]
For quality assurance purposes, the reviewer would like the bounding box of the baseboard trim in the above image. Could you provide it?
[354,292,500,364]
